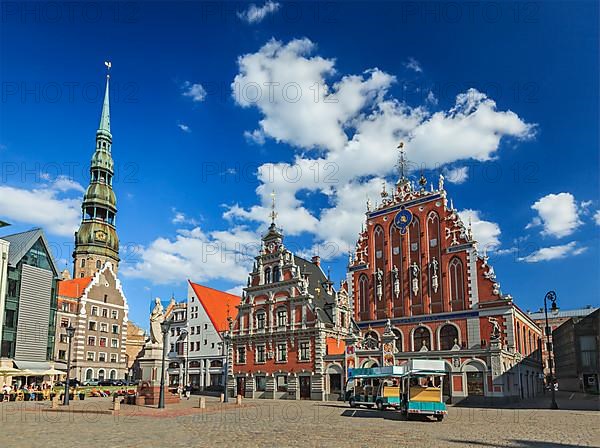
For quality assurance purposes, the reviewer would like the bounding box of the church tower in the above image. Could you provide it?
[73,64,120,278]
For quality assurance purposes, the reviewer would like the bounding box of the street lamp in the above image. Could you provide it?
[544,290,559,410]
[221,331,231,403]
[63,324,76,406]
[178,329,189,388]
[158,318,171,409]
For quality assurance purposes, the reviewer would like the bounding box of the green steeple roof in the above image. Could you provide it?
[97,74,111,138]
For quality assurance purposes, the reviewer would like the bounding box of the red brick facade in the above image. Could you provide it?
[346,174,543,402]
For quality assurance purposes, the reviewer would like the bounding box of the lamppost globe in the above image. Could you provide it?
[66,324,76,338]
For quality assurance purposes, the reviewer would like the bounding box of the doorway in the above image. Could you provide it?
[236,377,246,396]
[299,376,311,399]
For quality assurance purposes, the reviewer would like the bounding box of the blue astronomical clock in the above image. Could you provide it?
[394,209,413,234]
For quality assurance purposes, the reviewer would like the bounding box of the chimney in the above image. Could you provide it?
[311,255,321,267]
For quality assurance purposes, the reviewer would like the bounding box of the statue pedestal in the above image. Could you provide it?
[136,343,180,406]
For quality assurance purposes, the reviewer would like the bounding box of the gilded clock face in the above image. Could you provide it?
[95,230,107,242]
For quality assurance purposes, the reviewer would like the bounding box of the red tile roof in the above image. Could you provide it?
[58,277,92,298]
[188,281,241,333]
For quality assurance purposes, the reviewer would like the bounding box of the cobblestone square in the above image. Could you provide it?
[1,394,598,448]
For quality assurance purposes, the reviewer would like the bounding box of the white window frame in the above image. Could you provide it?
[299,340,311,362]
[98,352,107,363]
[88,336,96,346]
[276,342,287,362]
[111,338,119,348]
[256,344,266,363]
[86,351,95,361]
[110,353,118,363]
[111,309,118,319]
[91,306,98,316]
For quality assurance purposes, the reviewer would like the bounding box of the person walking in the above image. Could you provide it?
[184,383,191,400]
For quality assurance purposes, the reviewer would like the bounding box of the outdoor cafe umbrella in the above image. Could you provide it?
[40,368,66,376]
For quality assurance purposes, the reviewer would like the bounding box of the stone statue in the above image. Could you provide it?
[376,268,383,300]
[489,317,501,340]
[392,265,400,298]
[430,258,439,293]
[149,297,165,346]
[410,262,420,296]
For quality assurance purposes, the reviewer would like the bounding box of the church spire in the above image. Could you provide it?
[97,61,112,139]
[73,62,120,279]
[269,190,278,225]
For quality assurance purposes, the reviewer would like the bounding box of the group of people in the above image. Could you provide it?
[177,384,192,400]
[1,382,51,400]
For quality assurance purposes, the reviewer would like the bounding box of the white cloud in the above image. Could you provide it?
[405,57,423,73]
[171,208,198,226]
[457,209,501,252]
[518,241,587,263]
[0,178,82,236]
[528,193,582,238]
[443,166,469,184]
[226,38,534,253]
[122,226,257,285]
[177,123,191,133]
[425,90,438,106]
[182,81,207,102]
[594,210,600,226]
[237,1,280,24]
[244,129,266,145]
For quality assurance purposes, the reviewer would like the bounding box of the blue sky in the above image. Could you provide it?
[1,1,598,328]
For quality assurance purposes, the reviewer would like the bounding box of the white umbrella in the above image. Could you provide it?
[40,368,66,376]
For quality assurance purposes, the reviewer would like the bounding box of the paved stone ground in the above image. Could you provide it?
[1,394,598,448]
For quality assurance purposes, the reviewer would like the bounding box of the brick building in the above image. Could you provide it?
[230,214,353,400]
[346,148,543,402]
[527,306,598,383]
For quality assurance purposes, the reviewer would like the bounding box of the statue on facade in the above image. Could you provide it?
[392,265,400,298]
[430,258,439,293]
[489,317,502,340]
[376,268,383,300]
[149,297,165,346]
[410,262,420,296]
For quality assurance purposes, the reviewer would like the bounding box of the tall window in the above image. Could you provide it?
[96,260,101,269]
[272,266,280,282]
[359,275,369,315]
[448,257,465,311]
[440,324,459,350]
[299,341,310,361]
[409,217,422,310]
[427,212,443,312]
[264,268,271,284]
[256,345,266,363]
[276,342,287,362]
[413,326,431,351]
[277,309,287,327]
[390,224,403,313]
[85,369,93,380]
[237,346,246,364]
[256,312,266,330]
[392,329,403,352]
[374,225,385,309]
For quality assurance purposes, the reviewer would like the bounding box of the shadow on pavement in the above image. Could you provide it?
[451,391,599,412]
[444,439,595,448]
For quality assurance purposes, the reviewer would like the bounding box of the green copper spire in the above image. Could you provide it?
[97,61,112,140]
[73,62,119,279]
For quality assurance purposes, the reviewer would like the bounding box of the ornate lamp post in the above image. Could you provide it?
[63,324,76,406]
[179,329,189,387]
[544,290,559,410]
[221,317,233,403]
[158,318,171,409]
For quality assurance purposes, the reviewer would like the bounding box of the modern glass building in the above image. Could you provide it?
[0,228,59,370]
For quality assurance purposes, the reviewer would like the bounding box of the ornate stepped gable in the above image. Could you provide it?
[349,164,506,324]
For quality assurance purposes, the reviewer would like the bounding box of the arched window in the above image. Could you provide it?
[448,257,465,311]
[363,331,379,350]
[189,361,201,368]
[374,225,385,310]
[409,217,422,311]
[96,260,101,269]
[85,369,93,380]
[210,360,223,368]
[413,326,431,351]
[98,369,105,381]
[440,324,459,350]
[272,266,280,283]
[358,274,369,315]
[392,328,403,352]
[80,258,85,268]
[168,362,179,369]
[109,369,117,380]
[264,268,271,284]
[427,212,443,313]
[390,224,403,314]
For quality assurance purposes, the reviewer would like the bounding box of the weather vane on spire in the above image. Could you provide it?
[397,141,407,182]
[269,190,278,224]
[104,61,112,77]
